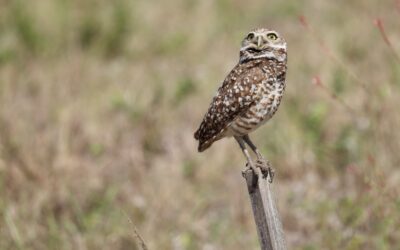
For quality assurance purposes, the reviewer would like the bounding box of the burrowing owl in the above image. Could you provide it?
[194,28,287,175]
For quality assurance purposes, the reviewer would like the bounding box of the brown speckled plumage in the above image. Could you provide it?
[194,28,287,153]
[194,28,287,176]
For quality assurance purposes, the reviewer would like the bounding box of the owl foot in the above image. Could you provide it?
[255,159,275,183]
[242,161,257,175]
[243,162,257,174]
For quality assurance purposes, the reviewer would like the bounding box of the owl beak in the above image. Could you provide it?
[257,36,263,48]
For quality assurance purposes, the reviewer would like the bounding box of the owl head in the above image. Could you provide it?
[239,28,287,63]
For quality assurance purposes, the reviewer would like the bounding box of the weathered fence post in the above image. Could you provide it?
[242,167,287,250]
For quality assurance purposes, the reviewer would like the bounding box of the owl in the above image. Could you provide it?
[194,28,287,177]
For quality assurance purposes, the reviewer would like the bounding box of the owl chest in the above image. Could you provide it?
[228,78,284,136]
[252,78,285,120]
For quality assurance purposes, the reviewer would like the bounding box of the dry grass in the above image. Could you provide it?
[0,0,400,249]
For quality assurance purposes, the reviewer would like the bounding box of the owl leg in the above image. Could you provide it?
[234,136,256,173]
[242,135,265,161]
[242,135,274,182]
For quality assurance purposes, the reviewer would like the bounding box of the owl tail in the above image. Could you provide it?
[194,130,200,140]
[194,129,213,152]
[198,140,214,152]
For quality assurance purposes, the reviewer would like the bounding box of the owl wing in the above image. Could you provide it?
[194,60,266,152]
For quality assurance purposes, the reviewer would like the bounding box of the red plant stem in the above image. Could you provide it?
[299,16,370,93]
[312,76,356,117]
[396,0,400,16]
[373,19,391,46]
[298,16,335,59]
[374,18,400,64]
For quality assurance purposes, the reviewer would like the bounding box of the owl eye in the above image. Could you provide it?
[247,33,255,40]
[267,33,278,40]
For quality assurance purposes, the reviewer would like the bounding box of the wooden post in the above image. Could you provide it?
[242,167,287,250]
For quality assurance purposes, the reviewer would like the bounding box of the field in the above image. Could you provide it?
[1,0,400,249]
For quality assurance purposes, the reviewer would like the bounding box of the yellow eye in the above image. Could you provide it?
[247,33,255,40]
[267,33,278,40]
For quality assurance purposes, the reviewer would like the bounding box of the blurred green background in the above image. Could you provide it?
[0,0,400,249]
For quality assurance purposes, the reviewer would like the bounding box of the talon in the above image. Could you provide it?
[255,160,267,177]
[241,164,252,176]
[268,167,275,183]
[246,161,259,176]
[255,159,275,182]
[256,158,270,167]
[245,162,254,172]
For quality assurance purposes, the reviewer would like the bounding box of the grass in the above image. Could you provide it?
[0,0,400,249]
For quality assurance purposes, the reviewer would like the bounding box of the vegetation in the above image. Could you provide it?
[0,0,399,249]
